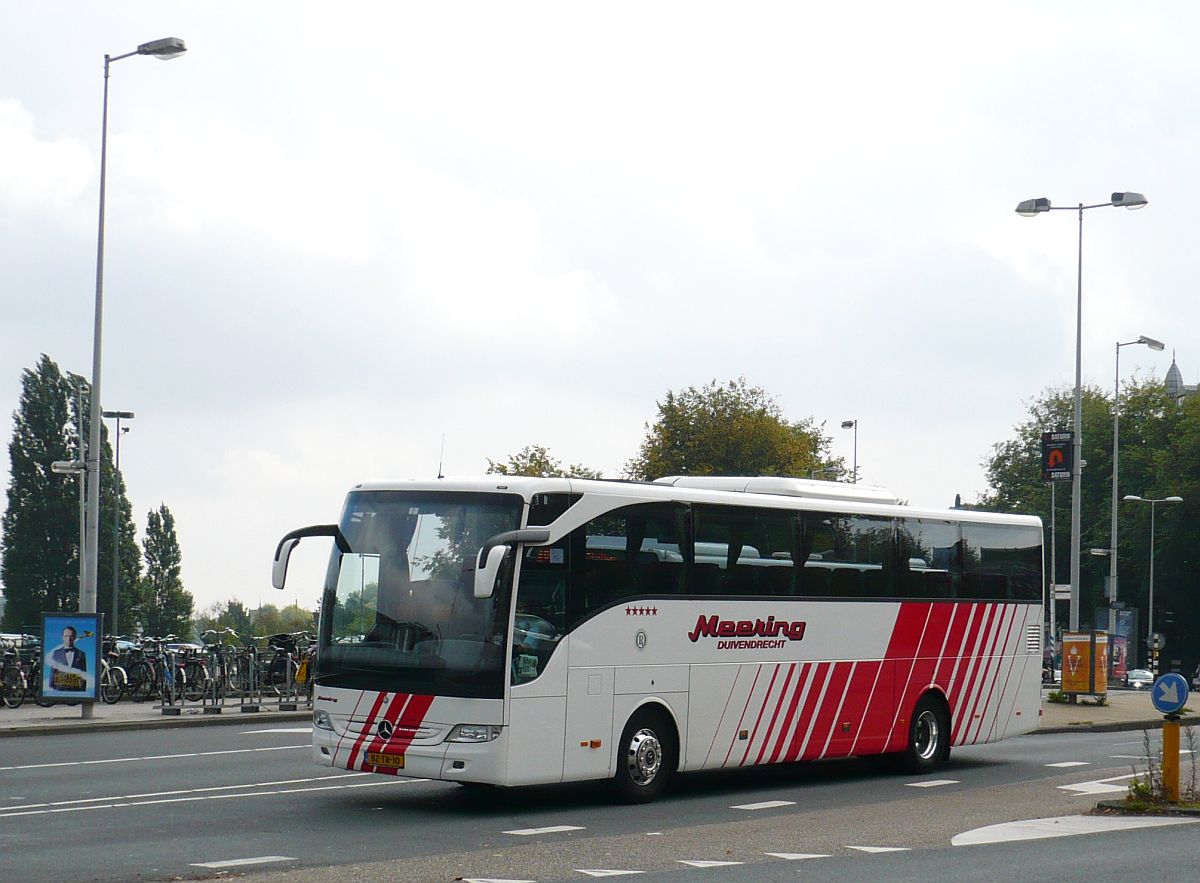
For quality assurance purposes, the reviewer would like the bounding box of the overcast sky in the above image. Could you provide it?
[2,2,1195,617]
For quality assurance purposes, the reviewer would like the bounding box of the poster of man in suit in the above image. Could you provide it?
[41,613,100,702]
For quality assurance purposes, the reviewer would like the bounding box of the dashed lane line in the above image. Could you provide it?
[904,779,959,788]
[765,852,829,860]
[190,856,296,869]
[847,846,910,853]
[731,799,797,810]
[1044,762,1089,768]
[1057,773,1138,795]
[503,825,585,836]
[678,860,743,868]
[576,871,646,877]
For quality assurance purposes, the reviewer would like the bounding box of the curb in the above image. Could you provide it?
[0,708,312,738]
[1037,715,1200,736]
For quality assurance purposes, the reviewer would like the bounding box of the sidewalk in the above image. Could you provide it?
[0,696,312,737]
[1,687,1192,739]
[1038,685,1199,734]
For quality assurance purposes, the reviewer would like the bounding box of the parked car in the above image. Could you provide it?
[1125,668,1154,689]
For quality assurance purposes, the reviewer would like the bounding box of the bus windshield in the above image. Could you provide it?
[316,490,523,698]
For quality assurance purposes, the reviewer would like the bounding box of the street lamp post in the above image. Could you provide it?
[1122,494,1182,674]
[102,410,134,636]
[840,419,858,484]
[83,36,185,719]
[1015,191,1148,631]
[1108,336,1164,611]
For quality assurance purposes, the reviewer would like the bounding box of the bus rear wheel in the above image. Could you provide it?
[903,694,950,774]
[613,708,676,804]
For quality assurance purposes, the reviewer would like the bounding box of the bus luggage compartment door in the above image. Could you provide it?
[564,667,614,780]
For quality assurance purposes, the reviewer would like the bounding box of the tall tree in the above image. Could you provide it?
[625,378,834,480]
[1,356,80,629]
[486,444,601,479]
[140,504,193,637]
[1,354,141,632]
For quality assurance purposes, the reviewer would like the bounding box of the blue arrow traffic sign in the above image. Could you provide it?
[1151,673,1189,715]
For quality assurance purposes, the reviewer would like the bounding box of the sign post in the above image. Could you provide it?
[1151,673,1189,802]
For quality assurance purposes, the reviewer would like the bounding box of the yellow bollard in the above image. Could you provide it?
[1162,718,1180,803]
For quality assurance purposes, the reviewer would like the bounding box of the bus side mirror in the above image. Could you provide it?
[473,545,509,599]
[271,524,350,590]
[471,528,551,599]
[272,538,300,590]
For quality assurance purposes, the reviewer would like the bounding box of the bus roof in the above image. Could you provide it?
[349,475,1040,529]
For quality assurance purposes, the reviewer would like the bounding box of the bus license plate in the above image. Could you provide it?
[367,752,404,769]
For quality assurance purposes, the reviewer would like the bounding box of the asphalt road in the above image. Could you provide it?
[0,722,1195,881]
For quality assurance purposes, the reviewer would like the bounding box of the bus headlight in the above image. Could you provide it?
[447,724,501,743]
[314,709,334,730]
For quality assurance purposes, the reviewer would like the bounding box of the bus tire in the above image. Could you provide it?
[903,693,950,774]
[613,707,676,804]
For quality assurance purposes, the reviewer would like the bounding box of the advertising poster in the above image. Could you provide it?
[40,612,100,702]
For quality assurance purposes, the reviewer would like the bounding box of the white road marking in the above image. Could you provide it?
[577,871,645,877]
[646,832,662,836]
[847,846,910,853]
[904,779,959,788]
[503,825,584,836]
[0,776,427,820]
[1057,773,1138,795]
[0,744,308,772]
[765,852,829,860]
[678,860,743,868]
[240,727,313,734]
[1045,762,1089,768]
[463,878,537,883]
[952,814,1197,846]
[190,856,296,869]
[731,799,796,810]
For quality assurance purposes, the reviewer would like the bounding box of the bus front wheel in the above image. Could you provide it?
[613,708,676,804]
[903,694,950,773]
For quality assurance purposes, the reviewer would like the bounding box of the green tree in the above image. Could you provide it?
[980,379,1198,668]
[625,378,833,480]
[139,504,193,637]
[1,355,140,632]
[1,356,79,629]
[487,444,601,479]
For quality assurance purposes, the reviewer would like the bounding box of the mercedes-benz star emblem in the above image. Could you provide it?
[377,719,394,740]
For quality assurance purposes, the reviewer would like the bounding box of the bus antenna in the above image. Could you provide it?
[437,434,446,479]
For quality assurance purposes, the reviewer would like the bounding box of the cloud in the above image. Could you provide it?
[0,99,91,219]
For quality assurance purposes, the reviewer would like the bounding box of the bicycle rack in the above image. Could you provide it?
[160,648,181,716]
[278,657,299,712]
[239,651,261,713]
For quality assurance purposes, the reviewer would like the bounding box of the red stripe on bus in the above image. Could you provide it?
[945,604,989,744]
[740,664,783,766]
[784,662,830,762]
[802,661,853,760]
[951,603,1000,744]
[830,659,881,756]
[968,604,1020,744]
[344,691,390,770]
[766,663,812,764]
[358,692,412,771]
[753,663,797,765]
[885,603,935,752]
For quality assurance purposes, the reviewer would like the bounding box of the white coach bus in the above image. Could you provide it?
[272,476,1043,802]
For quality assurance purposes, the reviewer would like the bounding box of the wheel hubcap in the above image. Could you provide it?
[915,710,940,760]
[626,728,662,786]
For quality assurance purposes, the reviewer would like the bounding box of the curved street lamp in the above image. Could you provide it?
[82,37,185,719]
[1107,335,1164,610]
[1122,493,1182,674]
[1014,191,1148,632]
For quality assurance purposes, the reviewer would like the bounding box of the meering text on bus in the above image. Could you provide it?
[687,614,807,650]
